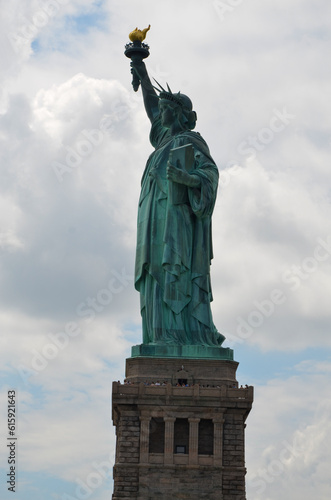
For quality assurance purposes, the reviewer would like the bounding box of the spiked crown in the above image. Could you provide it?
[153,80,189,109]
[152,79,197,130]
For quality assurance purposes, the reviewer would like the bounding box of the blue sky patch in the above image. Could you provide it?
[66,5,107,35]
[31,1,107,55]
[235,343,331,385]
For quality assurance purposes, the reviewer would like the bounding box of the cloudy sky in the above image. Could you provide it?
[0,1,330,499]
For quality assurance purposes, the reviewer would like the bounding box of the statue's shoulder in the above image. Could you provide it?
[181,131,217,167]
[182,130,209,150]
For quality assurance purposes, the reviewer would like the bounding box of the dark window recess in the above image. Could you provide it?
[178,378,187,386]
[198,419,214,455]
[174,418,189,454]
[149,418,165,454]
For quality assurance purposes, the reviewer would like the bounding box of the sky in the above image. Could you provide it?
[0,0,330,499]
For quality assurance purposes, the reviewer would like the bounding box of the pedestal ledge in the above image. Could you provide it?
[131,343,234,360]
[125,356,239,386]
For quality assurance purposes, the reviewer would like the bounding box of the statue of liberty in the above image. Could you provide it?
[126,29,225,351]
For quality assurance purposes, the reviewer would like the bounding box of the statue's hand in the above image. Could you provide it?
[130,60,148,82]
[167,161,200,187]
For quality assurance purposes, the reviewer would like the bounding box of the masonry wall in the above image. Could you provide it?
[112,358,253,500]
[113,409,140,498]
[222,411,246,499]
[138,466,223,500]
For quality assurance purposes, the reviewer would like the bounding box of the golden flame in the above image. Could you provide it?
[129,24,150,42]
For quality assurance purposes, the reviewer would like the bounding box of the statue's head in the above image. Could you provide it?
[154,81,197,131]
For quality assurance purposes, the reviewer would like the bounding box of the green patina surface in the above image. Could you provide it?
[131,344,234,360]
[126,34,231,360]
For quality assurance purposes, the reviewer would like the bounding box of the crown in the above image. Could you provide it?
[152,80,184,107]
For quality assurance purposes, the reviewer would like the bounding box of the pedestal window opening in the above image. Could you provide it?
[174,418,189,454]
[149,417,165,453]
[198,419,214,455]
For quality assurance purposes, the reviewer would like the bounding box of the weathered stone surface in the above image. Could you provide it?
[112,357,253,499]
[125,357,239,386]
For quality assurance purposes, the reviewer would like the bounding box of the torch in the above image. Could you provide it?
[124,25,151,92]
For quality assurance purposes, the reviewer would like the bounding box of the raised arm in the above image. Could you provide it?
[130,60,159,123]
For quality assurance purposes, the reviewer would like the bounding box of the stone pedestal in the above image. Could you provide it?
[112,357,253,500]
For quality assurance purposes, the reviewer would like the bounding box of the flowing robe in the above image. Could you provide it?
[135,116,224,346]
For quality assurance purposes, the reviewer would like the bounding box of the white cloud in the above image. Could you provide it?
[212,159,331,350]
[246,361,331,500]
[0,72,144,323]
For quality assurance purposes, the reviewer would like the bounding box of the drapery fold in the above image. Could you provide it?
[135,116,224,347]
